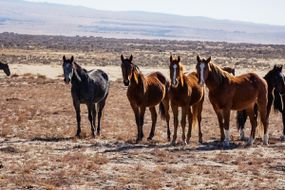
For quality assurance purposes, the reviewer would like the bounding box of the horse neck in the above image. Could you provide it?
[129,69,146,92]
[71,63,87,83]
[206,63,227,90]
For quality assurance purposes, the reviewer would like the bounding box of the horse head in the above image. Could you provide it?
[196,55,211,85]
[266,65,285,95]
[121,54,139,86]
[62,55,81,84]
[169,55,184,87]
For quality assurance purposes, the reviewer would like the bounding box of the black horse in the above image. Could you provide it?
[62,56,109,137]
[237,65,285,140]
[0,61,11,76]
[273,86,285,140]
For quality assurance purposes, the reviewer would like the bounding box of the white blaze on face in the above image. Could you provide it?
[199,63,205,84]
[172,64,177,84]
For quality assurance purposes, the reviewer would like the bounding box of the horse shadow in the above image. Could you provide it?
[31,136,74,142]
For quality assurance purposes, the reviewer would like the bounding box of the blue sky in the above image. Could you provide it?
[25,0,285,26]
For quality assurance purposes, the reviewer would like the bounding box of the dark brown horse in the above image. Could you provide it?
[121,55,170,143]
[169,55,205,145]
[237,65,285,140]
[222,66,235,76]
[196,55,269,146]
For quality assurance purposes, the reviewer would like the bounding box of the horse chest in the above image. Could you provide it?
[169,88,189,105]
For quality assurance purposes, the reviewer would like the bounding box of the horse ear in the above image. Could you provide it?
[178,56,181,63]
[63,55,66,61]
[206,56,211,63]
[170,55,173,63]
[197,55,201,63]
[130,55,133,62]
[121,55,124,62]
[71,56,74,62]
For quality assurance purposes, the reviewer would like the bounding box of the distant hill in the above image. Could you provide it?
[1,0,285,44]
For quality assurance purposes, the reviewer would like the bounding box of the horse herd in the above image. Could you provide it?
[1,55,285,147]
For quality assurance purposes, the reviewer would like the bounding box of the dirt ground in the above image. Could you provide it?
[0,64,285,189]
[0,33,285,189]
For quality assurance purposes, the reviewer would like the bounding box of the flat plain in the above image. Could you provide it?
[0,33,285,189]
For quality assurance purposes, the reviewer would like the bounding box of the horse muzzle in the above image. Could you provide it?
[171,80,179,88]
[64,78,70,84]
[123,79,130,86]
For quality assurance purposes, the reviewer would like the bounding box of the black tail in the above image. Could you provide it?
[274,89,283,112]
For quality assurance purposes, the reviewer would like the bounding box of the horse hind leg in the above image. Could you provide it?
[186,107,193,144]
[282,111,285,141]
[246,106,257,146]
[97,97,107,136]
[171,104,179,145]
[236,110,248,141]
[160,98,171,141]
[147,107,157,141]
[87,103,95,137]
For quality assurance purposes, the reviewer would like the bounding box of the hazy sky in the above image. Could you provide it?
[25,0,285,26]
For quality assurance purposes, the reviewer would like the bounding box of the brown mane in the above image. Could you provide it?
[208,62,234,85]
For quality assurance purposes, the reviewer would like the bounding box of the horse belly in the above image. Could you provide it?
[232,90,258,110]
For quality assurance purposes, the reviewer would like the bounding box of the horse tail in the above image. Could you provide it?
[159,79,169,120]
[274,89,283,112]
[159,103,166,120]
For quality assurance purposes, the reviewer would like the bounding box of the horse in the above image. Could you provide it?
[0,61,11,76]
[222,66,235,76]
[273,87,285,140]
[237,65,285,140]
[169,55,205,145]
[120,54,170,143]
[196,55,269,146]
[62,55,109,137]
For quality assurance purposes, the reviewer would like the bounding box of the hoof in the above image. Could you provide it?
[246,137,254,147]
[280,135,285,141]
[167,136,171,142]
[135,138,143,144]
[263,134,269,145]
[96,131,101,136]
[223,140,230,148]
[171,140,176,146]
[147,136,153,141]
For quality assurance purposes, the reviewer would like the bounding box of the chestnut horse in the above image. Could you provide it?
[237,65,285,140]
[196,55,269,146]
[169,55,205,145]
[120,55,170,143]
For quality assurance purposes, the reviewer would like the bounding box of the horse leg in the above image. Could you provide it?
[281,112,285,140]
[196,100,204,143]
[171,104,179,145]
[246,106,257,146]
[97,98,107,136]
[148,107,157,141]
[138,106,146,141]
[181,106,187,145]
[130,104,141,143]
[92,104,97,135]
[236,110,247,140]
[87,103,95,137]
[213,106,225,142]
[223,109,231,147]
[162,98,171,141]
[186,107,193,144]
[257,94,269,145]
[73,100,81,137]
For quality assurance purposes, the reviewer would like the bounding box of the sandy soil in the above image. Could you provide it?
[0,67,284,189]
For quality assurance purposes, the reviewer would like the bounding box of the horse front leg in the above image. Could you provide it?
[171,103,179,145]
[223,109,231,147]
[73,100,81,137]
[148,106,157,141]
[181,106,187,145]
[161,98,171,142]
[130,104,141,143]
[186,106,193,144]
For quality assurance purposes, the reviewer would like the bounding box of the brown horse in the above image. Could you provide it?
[196,55,269,146]
[169,55,205,145]
[120,55,170,143]
[222,66,235,76]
